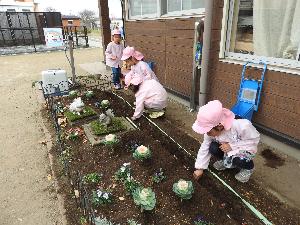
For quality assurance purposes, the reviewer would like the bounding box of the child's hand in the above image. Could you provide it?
[193,169,204,180]
[111,56,117,60]
[220,143,232,153]
[131,116,137,121]
[121,67,130,74]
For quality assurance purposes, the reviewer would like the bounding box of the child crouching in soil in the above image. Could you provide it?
[126,74,167,120]
[192,100,260,183]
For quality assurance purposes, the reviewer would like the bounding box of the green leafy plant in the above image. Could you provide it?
[85,90,94,98]
[68,131,79,140]
[132,187,156,211]
[66,127,83,141]
[114,163,131,181]
[55,101,65,114]
[80,216,88,225]
[69,90,78,98]
[101,99,110,109]
[59,149,72,164]
[133,145,151,161]
[102,134,118,146]
[91,118,126,135]
[127,219,141,225]
[94,216,120,225]
[91,189,113,207]
[83,172,102,184]
[64,106,97,122]
[124,175,141,195]
[152,168,166,184]
[173,179,194,200]
[127,140,143,152]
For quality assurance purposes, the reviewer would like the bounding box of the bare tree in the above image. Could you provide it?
[78,9,96,28]
[44,6,57,12]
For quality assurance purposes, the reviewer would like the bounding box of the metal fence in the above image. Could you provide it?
[0,12,89,54]
[41,76,111,224]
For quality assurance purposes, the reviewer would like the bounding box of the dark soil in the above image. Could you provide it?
[261,149,285,169]
[116,90,300,225]
[45,89,297,225]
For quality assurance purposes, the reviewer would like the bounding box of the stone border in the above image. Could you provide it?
[83,117,137,146]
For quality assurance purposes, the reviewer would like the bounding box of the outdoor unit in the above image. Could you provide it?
[41,69,69,96]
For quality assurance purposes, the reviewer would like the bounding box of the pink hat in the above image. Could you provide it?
[133,51,144,60]
[112,29,121,36]
[192,100,235,134]
[125,73,143,86]
[121,46,135,60]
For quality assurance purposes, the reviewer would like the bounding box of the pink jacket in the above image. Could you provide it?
[133,79,167,118]
[125,61,159,83]
[105,42,124,68]
[195,119,260,170]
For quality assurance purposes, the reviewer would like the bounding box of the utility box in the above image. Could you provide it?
[41,69,69,96]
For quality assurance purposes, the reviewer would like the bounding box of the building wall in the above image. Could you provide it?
[207,0,300,141]
[0,0,35,11]
[62,19,81,27]
[125,18,199,99]
[124,0,299,142]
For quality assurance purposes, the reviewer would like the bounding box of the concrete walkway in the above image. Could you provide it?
[0,48,102,224]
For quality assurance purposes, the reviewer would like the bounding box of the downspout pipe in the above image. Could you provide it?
[199,0,214,106]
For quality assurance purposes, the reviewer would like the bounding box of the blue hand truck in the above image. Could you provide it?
[231,61,267,121]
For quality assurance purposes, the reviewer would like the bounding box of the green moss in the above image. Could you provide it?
[90,117,126,135]
[64,107,97,122]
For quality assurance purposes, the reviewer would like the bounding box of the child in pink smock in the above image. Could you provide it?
[192,100,260,183]
[126,74,167,121]
[121,46,159,85]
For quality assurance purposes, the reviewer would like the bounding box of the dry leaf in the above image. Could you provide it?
[118,197,125,201]
[58,117,67,126]
[39,140,47,145]
[74,190,80,198]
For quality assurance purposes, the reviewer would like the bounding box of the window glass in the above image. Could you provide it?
[229,0,300,61]
[168,0,181,12]
[182,0,205,10]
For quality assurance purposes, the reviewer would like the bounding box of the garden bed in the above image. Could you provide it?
[64,106,97,122]
[48,90,265,225]
[90,117,126,135]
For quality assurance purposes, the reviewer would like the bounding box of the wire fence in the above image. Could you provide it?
[41,76,111,225]
[0,12,89,54]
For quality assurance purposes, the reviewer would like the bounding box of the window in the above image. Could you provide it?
[223,0,300,69]
[166,0,205,15]
[129,0,159,19]
[22,9,31,12]
[7,9,16,12]
[127,0,205,19]
[68,20,73,25]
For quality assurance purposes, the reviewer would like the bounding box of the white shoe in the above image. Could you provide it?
[213,160,226,171]
[149,111,165,119]
[114,84,121,90]
[235,169,253,183]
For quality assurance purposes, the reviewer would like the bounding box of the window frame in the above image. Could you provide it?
[220,0,300,70]
[128,0,161,20]
[126,0,205,20]
[163,0,205,17]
